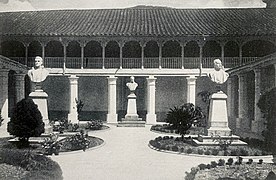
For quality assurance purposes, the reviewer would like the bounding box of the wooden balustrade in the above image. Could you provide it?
[13,56,262,69]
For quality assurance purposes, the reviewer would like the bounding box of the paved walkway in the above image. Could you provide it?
[0,123,273,180]
[50,125,273,180]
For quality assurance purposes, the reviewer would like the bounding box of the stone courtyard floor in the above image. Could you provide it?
[0,123,273,180]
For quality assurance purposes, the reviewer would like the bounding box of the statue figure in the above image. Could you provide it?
[27,56,49,83]
[126,76,138,92]
[208,59,229,84]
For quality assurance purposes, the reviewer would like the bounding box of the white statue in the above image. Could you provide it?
[126,76,138,92]
[27,56,49,83]
[208,59,229,84]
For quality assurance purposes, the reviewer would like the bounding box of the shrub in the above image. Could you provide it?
[246,159,253,164]
[230,148,238,156]
[166,103,204,140]
[160,144,167,150]
[204,149,211,155]
[0,109,4,126]
[226,158,234,165]
[257,87,276,154]
[187,148,193,154]
[210,161,217,168]
[86,119,103,130]
[0,149,62,180]
[7,98,44,146]
[211,148,219,156]
[218,159,225,166]
[239,148,249,156]
[197,148,204,155]
[62,130,90,151]
[180,147,185,153]
[258,159,263,164]
[198,163,207,170]
[172,146,179,152]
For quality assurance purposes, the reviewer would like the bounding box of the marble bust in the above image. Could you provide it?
[126,76,138,92]
[27,56,49,83]
[208,59,229,84]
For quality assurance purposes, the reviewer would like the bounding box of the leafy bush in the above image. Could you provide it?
[197,148,204,155]
[198,164,207,170]
[211,148,219,156]
[166,103,204,140]
[62,130,90,151]
[86,119,103,130]
[41,133,61,155]
[7,98,44,146]
[0,109,4,126]
[0,149,62,180]
[172,145,179,152]
[226,158,234,165]
[218,159,225,166]
[257,87,276,153]
[187,148,193,154]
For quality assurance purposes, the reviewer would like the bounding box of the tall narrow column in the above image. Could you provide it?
[119,42,124,69]
[63,43,67,73]
[186,76,197,105]
[141,43,145,69]
[239,45,243,65]
[80,42,85,69]
[181,43,186,69]
[107,75,118,124]
[101,42,106,69]
[146,75,157,124]
[237,74,246,130]
[199,45,203,75]
[227,77,232,117]
[158,42,162,69]
[41,43,46,61]
[0,70,9,120]
[24,43,29,66]
[14,74,25,103]
[68,75,79,124]
[252,68,262,133]
[220,43,225,64]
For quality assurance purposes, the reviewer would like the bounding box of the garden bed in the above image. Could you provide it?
[151,124,205,135]
[149,136,269,156]
[185,158,276,180]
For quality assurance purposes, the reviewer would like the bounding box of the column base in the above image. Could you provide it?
[68,113,78,124]
[107,113,118,124]
[146,114,157,125]
[44,123,53,134]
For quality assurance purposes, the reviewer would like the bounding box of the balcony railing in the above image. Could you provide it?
[9,56,259,69]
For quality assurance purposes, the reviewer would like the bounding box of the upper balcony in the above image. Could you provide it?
[10,56,258,70]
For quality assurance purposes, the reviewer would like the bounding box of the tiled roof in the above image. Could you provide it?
[0,7,275,37]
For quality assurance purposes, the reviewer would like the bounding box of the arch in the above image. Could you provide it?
[184,41,199,57]
[145,41,159,57]
[8,70,16,117]
[162,40,181,57]
[67,41,81,57]
[242,40,276,57]
[1,41,25,64]
[123,41,141,58]
[225,41,239,57]
[224,41,240,67]
[84,41,102,57]
[105,41,120,57]
[203,40,221,57]
[28,41,42,57]
[45,41,63,57]
[28,41,42,67]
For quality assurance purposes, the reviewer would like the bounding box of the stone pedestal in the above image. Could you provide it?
[107,76,118,124]
[146,76,157,125]
[118,92,145,127]
[68,75,79,124]
[207,91,231,136]
[29,89,53,134]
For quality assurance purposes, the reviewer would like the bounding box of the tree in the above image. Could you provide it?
[257,87,276,154]
[8,98,45,146]
[166,103,204,140]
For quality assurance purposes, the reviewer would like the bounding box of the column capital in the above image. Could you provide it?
[254,68,261,74]
[118,40,126,48]
[101,41,108,48]
[14,73,26,81]
[68,74,79,84]
[186,75,197,81]
[79,41,87,48]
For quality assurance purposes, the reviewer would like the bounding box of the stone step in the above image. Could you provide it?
[117,120,146,127]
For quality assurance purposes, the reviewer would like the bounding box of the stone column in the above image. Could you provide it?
[227,77,232,118]
[158,42,163,69]
[107,75,118,124]
[186,76,197,105]
[63,43,67,73]
[41,43,46,62]
[237,74,246,129]
[14,74,25,103]
[239,45,243,65]
[181,43,186,69]
[119,42,124,69]
[68,75,79,124]
[0,70,9,120]
[101,42,107,69]
[140,43,145,69]
[24,43,29,66]
[80,42,86,69]
[252,68,262,133]
[146,75,157,124]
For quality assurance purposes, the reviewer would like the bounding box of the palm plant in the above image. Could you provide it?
[166,103,204,140]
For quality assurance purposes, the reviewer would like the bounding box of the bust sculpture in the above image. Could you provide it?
[208,59,229,84]
[27,56,49,83]
[126,76,138,92]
